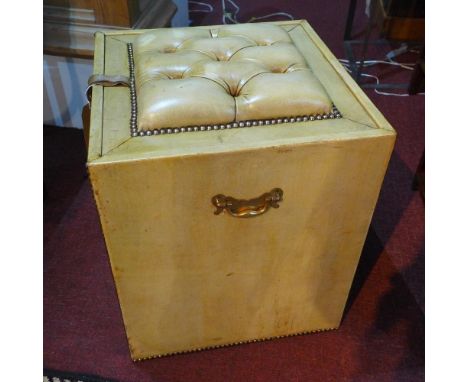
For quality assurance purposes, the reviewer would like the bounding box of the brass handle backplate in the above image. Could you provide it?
[212,188,283,218]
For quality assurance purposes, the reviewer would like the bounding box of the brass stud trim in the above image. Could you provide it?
[127,43,137,136]
[131,327,338,362]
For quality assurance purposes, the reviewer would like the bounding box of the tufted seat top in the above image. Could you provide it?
[133,23,333,132]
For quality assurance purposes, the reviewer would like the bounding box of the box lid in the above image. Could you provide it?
[87,20,395,165]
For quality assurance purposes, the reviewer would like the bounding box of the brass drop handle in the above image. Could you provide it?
[212,188,283,218]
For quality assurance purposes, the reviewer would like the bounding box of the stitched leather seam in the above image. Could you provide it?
[217,34,258,46]
[235,70,271,95]
[229,43,265,60]
[190,75,235,95]
[137,73,171,89]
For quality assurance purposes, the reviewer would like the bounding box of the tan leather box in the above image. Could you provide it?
[86,20,395,361]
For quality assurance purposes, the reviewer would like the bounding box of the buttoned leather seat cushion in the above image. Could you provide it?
[134,24,333,131]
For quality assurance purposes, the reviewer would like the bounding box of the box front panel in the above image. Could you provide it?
[89,134,394,359]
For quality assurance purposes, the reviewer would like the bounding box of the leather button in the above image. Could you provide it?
[135,50,211,87]
[230,43,308,73]
[184,60,268,97]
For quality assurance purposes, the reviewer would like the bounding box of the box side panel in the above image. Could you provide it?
[89,133,395,359]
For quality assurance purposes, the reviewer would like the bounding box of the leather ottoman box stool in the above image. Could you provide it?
[86,20,395,361]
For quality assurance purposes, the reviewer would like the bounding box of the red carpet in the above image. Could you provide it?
[44,1,424,380]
